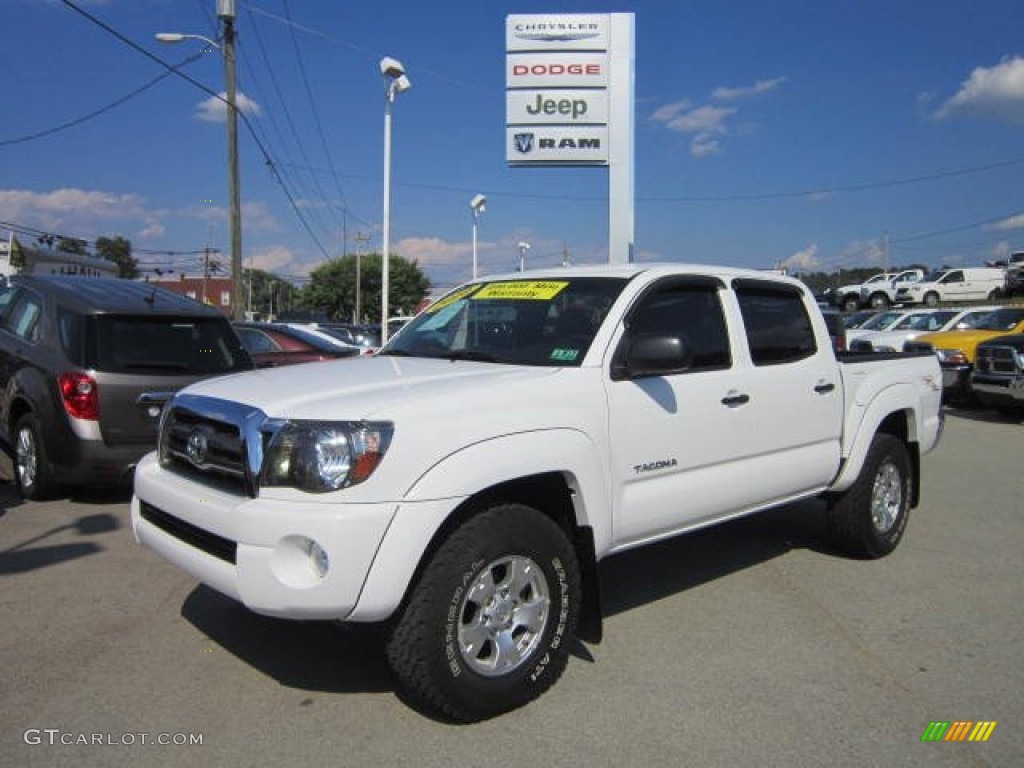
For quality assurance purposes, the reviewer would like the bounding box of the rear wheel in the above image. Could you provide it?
[923,292,940,307]
[827,434,912,558]
[14,413,57,500]
[386,504,580,722]
[841,295,860,313]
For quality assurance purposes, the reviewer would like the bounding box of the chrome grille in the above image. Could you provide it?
[158,394,272,497]
[975,346,1019,376]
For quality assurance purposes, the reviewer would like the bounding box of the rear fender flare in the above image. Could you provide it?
[832,384,917,494]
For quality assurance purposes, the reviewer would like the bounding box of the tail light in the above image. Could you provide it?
[58,372,99,420]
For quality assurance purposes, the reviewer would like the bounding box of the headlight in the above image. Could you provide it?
[935,348,968,365]
[262,421,393,493]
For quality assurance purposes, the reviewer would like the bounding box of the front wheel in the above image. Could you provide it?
[923,292,940,307]
[869,293,890,310]
[386,504,580,722]
[827,434,912,558]
[841,295,860,313]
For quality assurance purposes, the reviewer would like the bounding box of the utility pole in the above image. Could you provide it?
[219,0,243,321]
[202,247,211,304]
[354,232,370,323]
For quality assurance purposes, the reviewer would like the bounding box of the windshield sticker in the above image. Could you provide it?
[473,281,569,301]
[426,285,481,313]
[549,347,580,362]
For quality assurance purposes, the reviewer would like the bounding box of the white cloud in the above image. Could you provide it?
[935,56,1024,123]
[195,91,261,123]
[665,104,737,134]
[984,212,1024,231]
[139,221,166,239]
[690,133,722,158]
[649,99,691,123]
[249,245,299,274]
[0,187,149,235]
[712,77,786,102]
[396,236,474,267]
[839,239,886,266]
[780,244,820,271]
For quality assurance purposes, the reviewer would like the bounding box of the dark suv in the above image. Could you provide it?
[0,276,253,498]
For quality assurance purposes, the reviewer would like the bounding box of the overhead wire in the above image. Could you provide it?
[57,0,332,261]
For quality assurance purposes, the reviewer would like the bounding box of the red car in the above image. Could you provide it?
[233,323,360,368]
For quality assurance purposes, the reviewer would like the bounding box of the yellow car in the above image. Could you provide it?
[915,307,1024,397]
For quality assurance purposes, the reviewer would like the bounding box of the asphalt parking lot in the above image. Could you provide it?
[1,407,1021,768]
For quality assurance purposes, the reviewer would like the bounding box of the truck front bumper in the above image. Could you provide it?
[971,373,1024,408]
[131,453,396,621]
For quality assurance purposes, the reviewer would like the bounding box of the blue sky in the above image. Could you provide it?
[3,0,1024,294]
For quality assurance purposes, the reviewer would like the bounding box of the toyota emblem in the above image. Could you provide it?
[186,429,209,468]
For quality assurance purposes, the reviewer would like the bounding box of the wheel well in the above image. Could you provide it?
[875,411,921,507]
[8,397,32,435]
[398,472,603,643]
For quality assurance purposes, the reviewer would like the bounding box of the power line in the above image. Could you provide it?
[0,51,206,147]
[57,0,332,261]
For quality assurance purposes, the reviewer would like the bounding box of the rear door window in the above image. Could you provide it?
[2,289,43,343]
[88,316,251,374]
[734,280,817,365]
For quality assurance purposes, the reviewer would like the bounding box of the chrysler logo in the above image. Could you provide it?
[186,429,209,468]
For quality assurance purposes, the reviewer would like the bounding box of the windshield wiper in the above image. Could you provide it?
[443,350,501,363]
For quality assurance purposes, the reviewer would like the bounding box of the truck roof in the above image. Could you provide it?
[472,261,807,288]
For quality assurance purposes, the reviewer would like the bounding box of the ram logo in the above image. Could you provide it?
[513,133,535,154]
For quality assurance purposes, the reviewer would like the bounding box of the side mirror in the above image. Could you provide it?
[612,332,693,380]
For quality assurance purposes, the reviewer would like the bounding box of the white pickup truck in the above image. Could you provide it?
[132,264,943,721]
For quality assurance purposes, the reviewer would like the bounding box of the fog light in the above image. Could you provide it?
[308,539,329,579]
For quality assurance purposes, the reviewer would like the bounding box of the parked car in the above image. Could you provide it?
[845,308,934,344]
[821,309,846,352]
[849,306,999,353]
[841,309,879,330]
[971,334,1024,416]
[894,267,1006,306]
[0,276,253,499]
[305,323,381,354]
[910,307,1024,398]
[857,269,925,310]
[134,263,942,721]
[233,322,361,367]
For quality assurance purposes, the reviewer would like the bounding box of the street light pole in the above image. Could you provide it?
[470,194,485,280]
[354,232,370,324]
[518,241,531,273]
[379,56,410,345]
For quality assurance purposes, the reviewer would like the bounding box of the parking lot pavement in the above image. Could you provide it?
[1,409,1021,768]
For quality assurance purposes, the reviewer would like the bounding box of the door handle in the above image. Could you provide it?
[721,392,750,407]
[814,382,836,394]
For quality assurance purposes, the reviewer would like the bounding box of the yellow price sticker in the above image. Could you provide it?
[426,284,481,313]
[472,281,569,301]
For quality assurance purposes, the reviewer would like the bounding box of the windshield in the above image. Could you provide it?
[380,277,627,366]
[976,308,1024,332]
[859,311,904,331]
[894,311,956,331]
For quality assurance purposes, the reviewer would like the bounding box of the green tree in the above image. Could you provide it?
[56,236,88,255]
[242,268,299,320]
[303,253,430,323]
[95,235,139,278]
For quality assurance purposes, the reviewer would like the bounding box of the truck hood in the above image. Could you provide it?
[179,355,564,421]
[915,329,1008,356]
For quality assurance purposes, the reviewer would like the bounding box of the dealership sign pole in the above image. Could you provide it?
[506,13,635,264]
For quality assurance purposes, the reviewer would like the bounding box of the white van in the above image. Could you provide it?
[894,267,1006,306]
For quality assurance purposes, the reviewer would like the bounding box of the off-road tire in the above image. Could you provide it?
[827,434,912,558]
[386,504,581,722]
[14,413,56,501]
